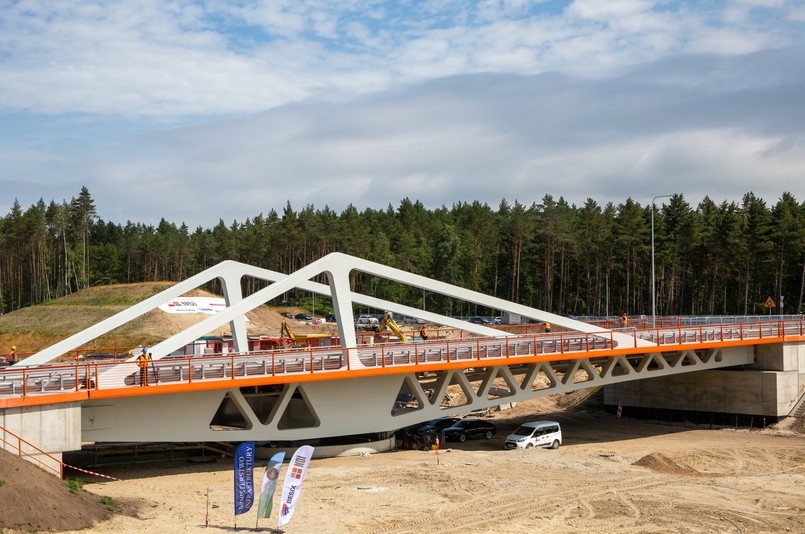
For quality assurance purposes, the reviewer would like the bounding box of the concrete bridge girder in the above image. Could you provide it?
[80,345,754,443]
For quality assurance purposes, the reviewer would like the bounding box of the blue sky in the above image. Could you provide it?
[1,0,804,228]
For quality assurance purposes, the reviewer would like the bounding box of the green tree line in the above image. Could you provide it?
[1,188,803,317]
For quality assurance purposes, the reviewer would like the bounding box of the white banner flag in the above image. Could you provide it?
[277,445,314,527]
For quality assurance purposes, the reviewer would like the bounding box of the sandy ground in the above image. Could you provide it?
[56,400,805,534]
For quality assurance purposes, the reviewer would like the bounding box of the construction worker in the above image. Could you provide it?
[620,312,629,330]
[419,324,428,341]
[544,322,551,334]
[8,345,17,365]
[137,348,151,386]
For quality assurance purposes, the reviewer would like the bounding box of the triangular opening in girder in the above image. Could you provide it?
[432,371,474,410]
[240,384,284,425]
[701,349,722,363]
[486,367,517,401]
[209,392,251,431]
[641,353,666,371]
[392,376,425,415]
[603,357,633,377]
[530,363,559,391]
[679,351,701,366]
[561,359,594,385]
[277,384,320,430]
[660,352,684,368]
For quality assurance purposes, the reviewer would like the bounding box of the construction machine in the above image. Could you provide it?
[376,312,409,343]
[280,319,333,348]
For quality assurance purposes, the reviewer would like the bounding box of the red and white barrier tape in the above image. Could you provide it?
[63,463,123,481]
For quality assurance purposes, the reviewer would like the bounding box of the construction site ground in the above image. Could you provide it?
[1,394,803,533]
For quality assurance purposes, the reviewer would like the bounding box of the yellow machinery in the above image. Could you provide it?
[280,320,332,348]
[376,312,409,343]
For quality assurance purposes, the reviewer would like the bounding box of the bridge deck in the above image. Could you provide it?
[1,319,803,409]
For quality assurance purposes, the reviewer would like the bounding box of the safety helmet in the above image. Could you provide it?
[11,345,16,350]
[141,347,148,353]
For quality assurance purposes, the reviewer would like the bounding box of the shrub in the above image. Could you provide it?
[66,478,84,494]
[100,496,116,511]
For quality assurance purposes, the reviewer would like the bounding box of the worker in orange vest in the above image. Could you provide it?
[137,348,152,386]
[620,312,629,329]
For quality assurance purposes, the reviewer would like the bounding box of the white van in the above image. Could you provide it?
[504,421,562,450]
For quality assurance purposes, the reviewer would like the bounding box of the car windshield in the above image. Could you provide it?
[512,425,535,436]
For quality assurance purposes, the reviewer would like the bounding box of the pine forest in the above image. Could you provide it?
[1,187,803,318]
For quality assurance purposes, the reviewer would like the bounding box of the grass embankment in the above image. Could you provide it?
[0,282,192,356]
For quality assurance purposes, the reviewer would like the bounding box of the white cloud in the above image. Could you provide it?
[1,1,801,117]
[1,1,803,226]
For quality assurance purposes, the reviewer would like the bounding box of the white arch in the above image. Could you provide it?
[20,252,649,367]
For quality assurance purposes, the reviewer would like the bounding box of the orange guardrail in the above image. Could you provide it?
[0,424,64,478]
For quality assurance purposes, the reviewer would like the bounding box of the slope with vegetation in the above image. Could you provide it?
[0,282,326,357]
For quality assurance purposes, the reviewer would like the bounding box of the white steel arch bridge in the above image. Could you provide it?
[1,253,802,444]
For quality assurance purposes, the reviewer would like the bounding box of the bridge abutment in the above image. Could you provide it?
[605,340,805,418]
[0,403,81,475]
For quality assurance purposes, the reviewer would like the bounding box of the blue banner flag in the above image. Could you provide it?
[257,452,285,519]
[234,441,255,516]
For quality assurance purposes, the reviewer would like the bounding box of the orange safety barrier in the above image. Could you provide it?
[0,424,64,478]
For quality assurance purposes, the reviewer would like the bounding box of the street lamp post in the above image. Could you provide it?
[651,194,673,329]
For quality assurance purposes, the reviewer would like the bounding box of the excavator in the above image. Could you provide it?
[374,312,409,344]
[280,319,333,348]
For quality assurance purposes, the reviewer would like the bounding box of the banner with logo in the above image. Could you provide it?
[233,441,255,516]
[257,452,285,519]
[159,297,228,315]
[277,445,314,527]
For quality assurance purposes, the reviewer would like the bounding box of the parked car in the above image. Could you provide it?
[295,313,313,321]
[357,315,379,324]
[441,419,497,442]
[280,312,293,319]
[468,317,492,324]
[325,313,337,323]
[504,421,562,450]
[416,417,462,434]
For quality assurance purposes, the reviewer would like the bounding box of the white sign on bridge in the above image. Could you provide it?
[159,297,227,315]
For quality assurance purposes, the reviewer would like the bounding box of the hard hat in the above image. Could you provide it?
[141,347,148,353]
[11,345,16,350]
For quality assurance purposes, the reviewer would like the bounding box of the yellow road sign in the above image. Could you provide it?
[764,296,775,308]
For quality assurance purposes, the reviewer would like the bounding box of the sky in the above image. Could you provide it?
[1,0,804,228]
